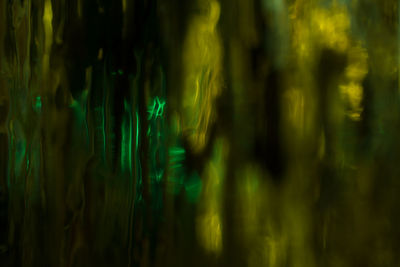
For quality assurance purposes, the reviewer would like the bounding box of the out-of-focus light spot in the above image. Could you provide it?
[346,45,368,81]
[346,62,368,81]
[26,158,30,172]
[340,83,363,109]
[34,96,42,112]
[98,49,103,60]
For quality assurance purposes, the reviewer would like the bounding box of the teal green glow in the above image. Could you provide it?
[128,123,132,175]
[121,101,133,175]
[168,145,185,195]
[169,146,185,163]
[135,110,143,193]
[26,158,30,172]
[127,103,133,175]
[148,100,157,119]
[34,96,42,112]
[170,163,183,169]
[69,90,90,147]
[156,98,166,117]
[169,147,185,155]
[155,170,164,182]
[111,69,124,76]
[135,111,140,150]
[147,97,166,120]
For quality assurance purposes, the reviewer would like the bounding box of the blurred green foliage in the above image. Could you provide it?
[0,0,399,266]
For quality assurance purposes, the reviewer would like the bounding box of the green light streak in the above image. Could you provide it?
[147,97,166,120]
[135,111,140,150]
[127,103,133,176]
[121,101,134,175]
[156,98,166,117]
[169,147,185,155]
[169,146,185,163]
[148,100,157,119]
[121,117,128,172]
[135,110,143,197]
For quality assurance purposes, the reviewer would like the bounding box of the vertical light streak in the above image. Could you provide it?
[42,0,53,79]
[182,0,222,153]
[121,100,133,175]
[196,138,227,254]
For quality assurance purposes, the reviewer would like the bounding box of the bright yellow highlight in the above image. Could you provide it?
[311,7,350,52]
[291,3,350,59]
[290,1,368,122]
[43,0,53,80]
[182,0,222,153]
[346,46,369,81]
[340,83,363,120]
[197,213,222,253]
[340,45,368,121]
[196,138,227,254]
